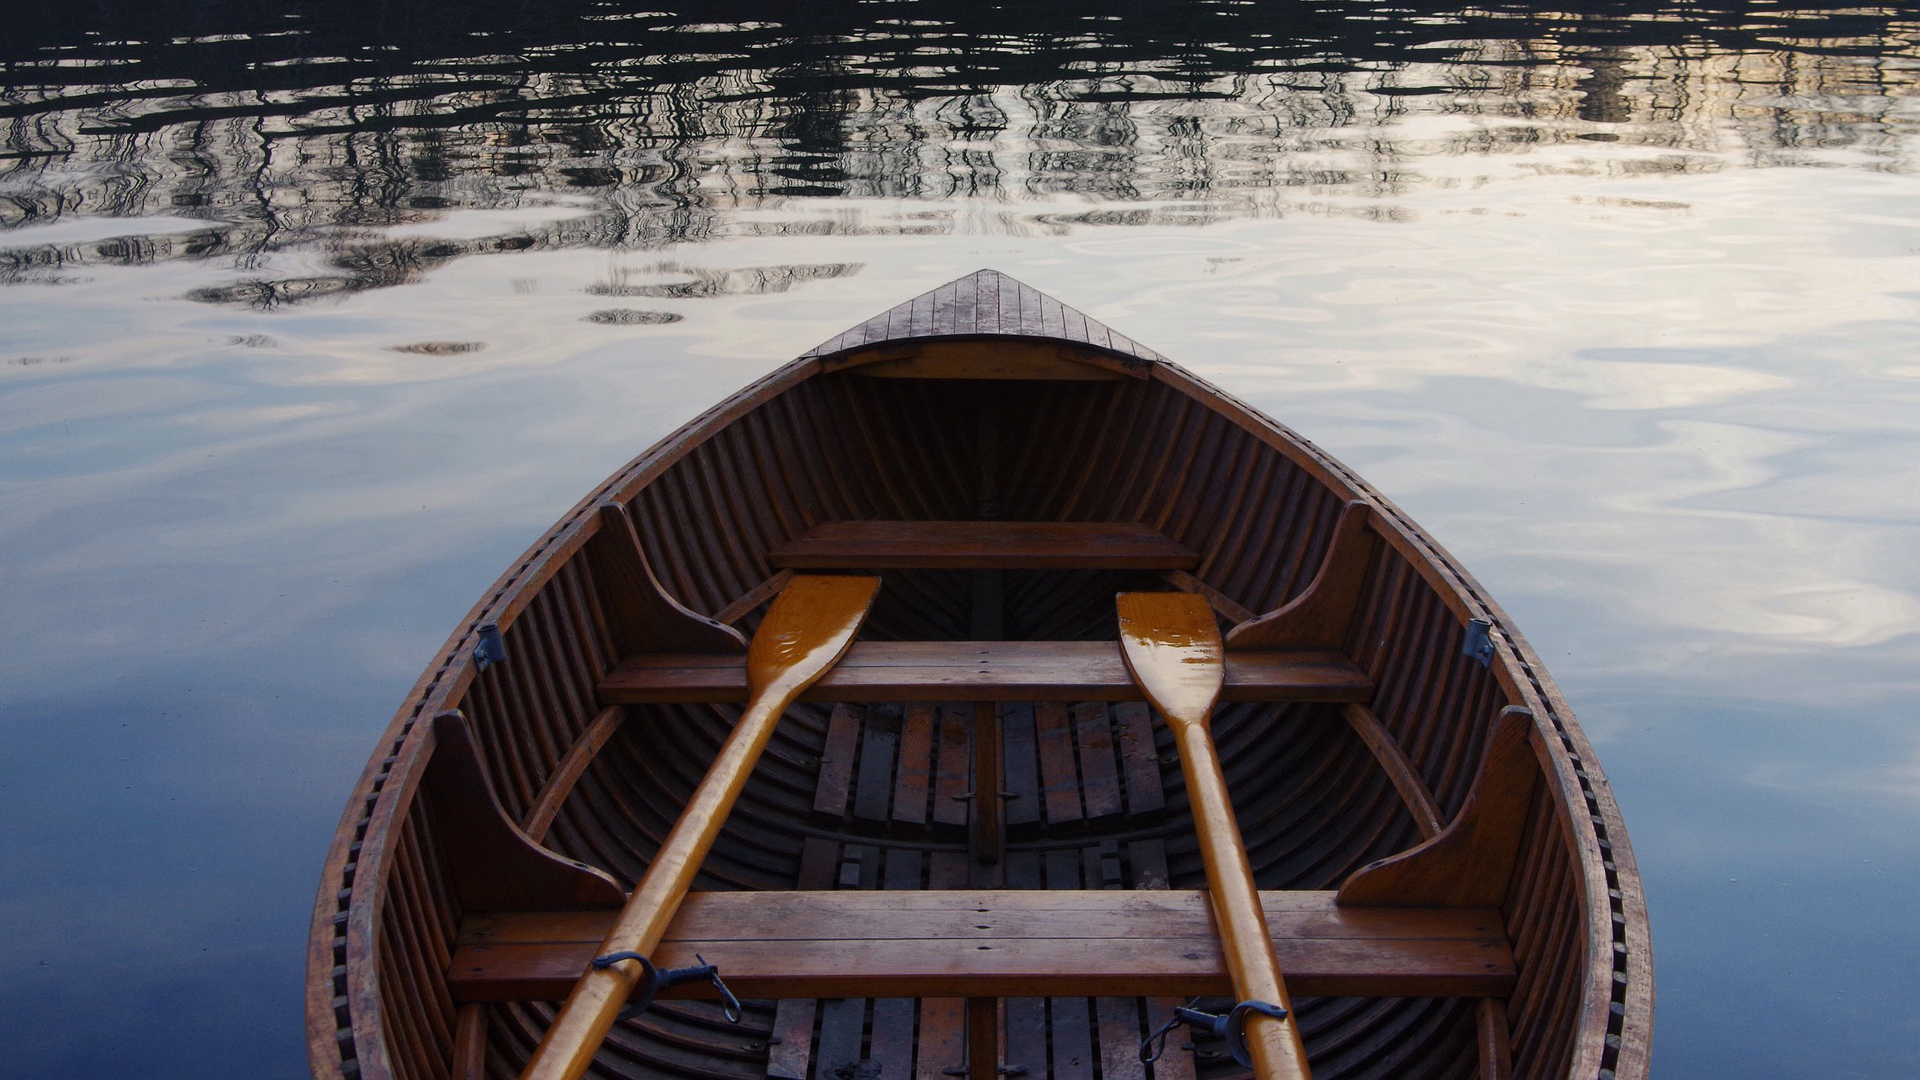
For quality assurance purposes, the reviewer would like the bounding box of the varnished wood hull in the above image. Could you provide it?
[309,271,1650,1080]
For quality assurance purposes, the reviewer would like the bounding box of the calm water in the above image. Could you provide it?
[4,3,1918,1076]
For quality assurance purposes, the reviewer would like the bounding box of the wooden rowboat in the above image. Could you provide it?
[308,270,1652,1080]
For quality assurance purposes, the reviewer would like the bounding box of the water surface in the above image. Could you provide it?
[4,3,1918,1076]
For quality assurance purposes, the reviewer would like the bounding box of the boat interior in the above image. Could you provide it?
[318,348,1634,1080]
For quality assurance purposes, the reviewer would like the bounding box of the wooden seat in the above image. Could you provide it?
[447,889,1514,1003]
[768,520,1199,570]
[597,641,1372,704]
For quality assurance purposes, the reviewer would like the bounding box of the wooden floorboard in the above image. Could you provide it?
[766,838,839,1080]
[1001,704,1042,827]
[812,998,864,1080]
[853,709,899,822]
[932,706,970,826]
[1130,840,1199,1080]
[916,852,970,1080]
[1004,853,1047,1079]
[811,705,859,817]
[1073,702,1124,820]
[1035,702,1082,825]
[1113,701,1164,815]
[892,703,935,825]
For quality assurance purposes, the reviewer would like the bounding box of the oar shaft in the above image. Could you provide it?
[1115,590,1310,1080]
[520,693,788,1080]
[520,574,879,1080]
[1167,720,1310,1080]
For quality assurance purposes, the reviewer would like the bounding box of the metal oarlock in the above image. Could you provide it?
[1141,998,1291,1069]
[590,951,743,1023]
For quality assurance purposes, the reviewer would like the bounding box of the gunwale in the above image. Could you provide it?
[308,269,1650,1080]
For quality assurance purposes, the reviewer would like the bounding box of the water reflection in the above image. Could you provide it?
[6,8,1920,1078]
[5,2,1917,305]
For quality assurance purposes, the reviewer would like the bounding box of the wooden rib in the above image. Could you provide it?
[1160,410,1237,543]
[640,469,726,616]
[1197,436,1277,588]
[713,569,796,625]
[710,421,785,585]
[421,712,624,912]
[583,502,746,657]
[450,1004,487,1080]
[552,559,611,684]
[750,394,826,537]
[598,641,1372,704]
[522,596,593,760]
[493,608,558,785]
[520,706,624,844]
[462,668,534,819]
[1053,380,1138,522]
[1222,703,1403,892]
[1227,501,1381,651]
[1342,703,1445,840]
[1056,381,1152,524]
[1339,708,1541,908]
[1477,999,1514,1080]
[1236,463,1323,612]
[384,820,454,1075]
[1161,568,1258,624]
[1505,793,1582,1080]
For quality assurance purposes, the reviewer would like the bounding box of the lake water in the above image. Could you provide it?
[3,3,1917,1076]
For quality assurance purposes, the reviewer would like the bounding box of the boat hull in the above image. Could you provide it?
[309,271,1650,1080]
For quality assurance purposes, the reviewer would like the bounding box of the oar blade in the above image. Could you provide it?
[1116,591,1225,725]
[748,574,882,695]
[1119,590,1313,1079]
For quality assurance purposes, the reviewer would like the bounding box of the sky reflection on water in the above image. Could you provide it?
[4,4,1920,1077]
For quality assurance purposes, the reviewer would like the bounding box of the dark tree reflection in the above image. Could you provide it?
[3,2,1916,304]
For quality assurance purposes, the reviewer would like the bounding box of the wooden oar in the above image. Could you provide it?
[1116,591,1312,1080]
[520,574,882,1080]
